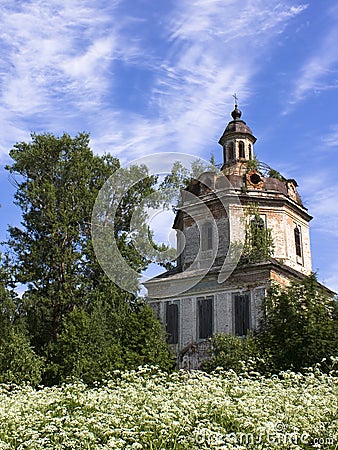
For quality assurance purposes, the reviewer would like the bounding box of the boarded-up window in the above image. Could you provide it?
[201,223,213,251]
[294,226,302,257]
[166,303,179,344]
[198,296,213,339]
[234,294,250,336]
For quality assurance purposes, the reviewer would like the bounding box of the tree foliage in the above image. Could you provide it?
[0,254,44,385]
[261,273,338,373]
[202,333,269,374]
[1,132,173,385]
[239,203,274,264]
[205,274,338,375]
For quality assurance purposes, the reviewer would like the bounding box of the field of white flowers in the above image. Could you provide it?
[0,367,337,449]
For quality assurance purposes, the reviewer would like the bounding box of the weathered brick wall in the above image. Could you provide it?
[148,275,268,354]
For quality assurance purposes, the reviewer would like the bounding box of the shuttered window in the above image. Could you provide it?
[198,296,213,339]
[234,294,250,336]
[166,303,179,344]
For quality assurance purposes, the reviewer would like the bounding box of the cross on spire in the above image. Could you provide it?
[232,92,238,107]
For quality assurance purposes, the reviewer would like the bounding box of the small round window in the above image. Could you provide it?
[250,173,261,185]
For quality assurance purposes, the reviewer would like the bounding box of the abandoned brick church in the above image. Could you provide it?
[144,103,313,368]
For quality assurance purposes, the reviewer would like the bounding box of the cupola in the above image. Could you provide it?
[219,99,257,172]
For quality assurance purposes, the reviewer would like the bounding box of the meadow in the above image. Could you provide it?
[0,366,337,449]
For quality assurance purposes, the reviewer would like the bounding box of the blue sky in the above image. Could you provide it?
[0,0,337,292]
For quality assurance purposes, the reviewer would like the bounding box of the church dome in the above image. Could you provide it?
[219,104,256,146]
[224,118,254,135]
[223,105,254,135]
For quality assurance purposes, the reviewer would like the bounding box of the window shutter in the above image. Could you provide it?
[198,297,213,339]
[166,303,179,344]
[234,294,250,336]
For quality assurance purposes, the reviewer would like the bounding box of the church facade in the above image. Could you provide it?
[144,104,313,369]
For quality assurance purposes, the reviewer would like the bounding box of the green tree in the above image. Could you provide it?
[6,133,154,341]
[45,300,173,385]
[44,304,124,385]
[120,301,174,370]
[240,203,274,264]
[5,132,172,384]
[0,255,44,385]
[203,275,337,375]
[6,133,116,346]
[261,273,338,372]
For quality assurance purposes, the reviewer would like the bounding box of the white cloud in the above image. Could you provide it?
[168,1,307,43]
[87,0,308,165]
[297,168,338,293]
[322,126,338,148]
[0,0,125,152]
[144,0,308,157]
[299,169,338,240]
[319,262,338,293]
[0,0,309,161]
[285,26,338,111]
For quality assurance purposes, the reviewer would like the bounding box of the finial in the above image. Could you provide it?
[231,93,242,120]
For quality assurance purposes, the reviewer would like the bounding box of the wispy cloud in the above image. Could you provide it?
[299,168,338,239]
[93,0,308,161]
[0,0,308,162]
[322,126,338,148]
[319,261,338,293]
[0,1,119,110]
[150,1,308,152]
[0,0,131,157]
[298,167,338,292]
[285,8,338,112]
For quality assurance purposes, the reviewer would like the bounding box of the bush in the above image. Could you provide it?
[261,274,338,373]
[204,274,338,375]
[203,333,271,374]
[43,302,174,386]
[0,327,44,386]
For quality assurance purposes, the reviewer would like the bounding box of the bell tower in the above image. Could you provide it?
[219,98,257,175]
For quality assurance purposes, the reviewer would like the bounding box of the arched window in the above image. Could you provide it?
[239,141,245,158]
[294,226,302,257]
[227,142,235,161]
[248,144,252,160]
[248,216,265,251]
